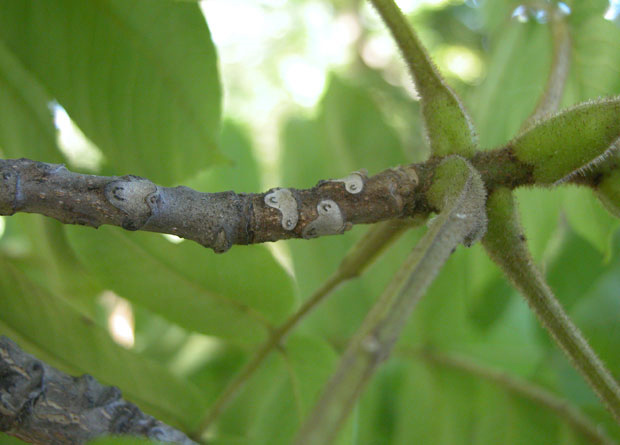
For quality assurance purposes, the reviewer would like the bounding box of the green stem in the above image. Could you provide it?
[191,219,417,440]
[483,188,620,424]
[294,157,487,445]
[417,349,615,445]
[368,0,443,94]
[521,5,571,130]
[368,0,477,157]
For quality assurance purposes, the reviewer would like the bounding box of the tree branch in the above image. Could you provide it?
[0,336,197,445]
[0,158,420,253]
[0,153,535,253]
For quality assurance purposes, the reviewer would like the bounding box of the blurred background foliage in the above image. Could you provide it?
[1,0,620,443]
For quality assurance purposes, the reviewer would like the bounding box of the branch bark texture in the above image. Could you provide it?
[0,154,532,253]
[0,158,420,253]
[0,336,197,445]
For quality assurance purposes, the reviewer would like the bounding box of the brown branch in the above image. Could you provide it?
[0,154,533,253]
[0,158,421,253]
[0,336,197,445]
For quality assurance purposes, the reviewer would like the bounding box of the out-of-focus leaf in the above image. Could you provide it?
[564,4,620,105]
[464,296,544,376]
[41,218,103,304]
[596,168,620,220]
[209,352,285,445]
[467,272,513,333]
[563,186,619,259]
[359,354,595,444]
[403,247,475,348]
[0,255,207,431]
[66,226,296,344]
[546,228,609,312]
[570,259,620,382]
[0,41,62,162]
[186,120,261,194]
[353,67,426,162]
[471,20,550,149]
[478,0,520,35]
[0,0,222,185]
[248,335,340,444]
[0,434,29,444]
[515,187,565,261]
[357,360,408,444]
[0,214,102,316]
[316,74,409,175]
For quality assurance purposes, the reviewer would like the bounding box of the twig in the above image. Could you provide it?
[368,0,477,158]
[0,151,538,253]
[0,336,197,445]
[521,5,571,130]
[0,158,420,253]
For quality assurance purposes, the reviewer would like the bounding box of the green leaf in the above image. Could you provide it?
[248,335,340,445]
[357,360,408,443]
[596,168,620,221]
[0,434,30,445]
[66,226,296,344]
[571,257,620,383]
[209,352,285,444]
[467,272,513,333]
[404,246,482,349]
[0,255,207,431]
[186,120,261,194]
[564,7,620,104]
[358,356,576,445]
[514,187,565,261]
[0,213,102,316]
[317,75,409,176]
[471,19,550,149]
[546,228,608,313]
[465,293,544,377]
[563,186,619,258]
[0,0,223,185]
[542,235,620,439]
[0,40,61,162]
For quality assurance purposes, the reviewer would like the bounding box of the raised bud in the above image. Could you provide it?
[511,97,620,184]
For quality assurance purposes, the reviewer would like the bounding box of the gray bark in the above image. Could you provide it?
[0,158,421,253]
[0,336,197,445]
